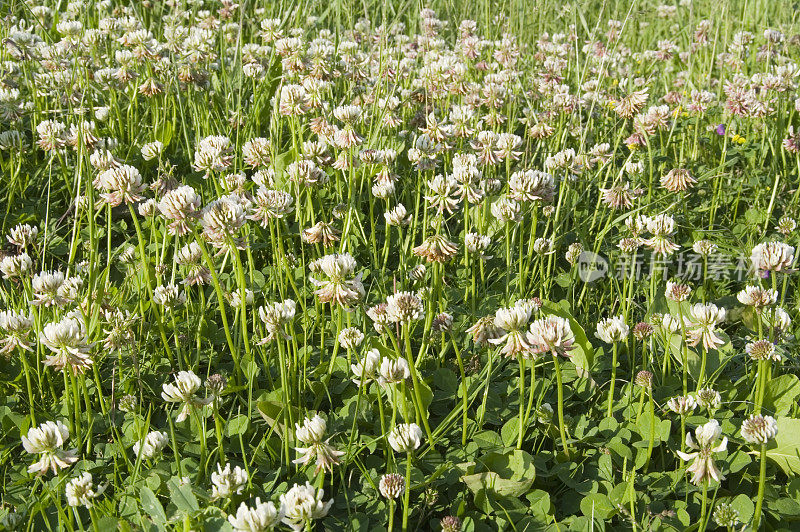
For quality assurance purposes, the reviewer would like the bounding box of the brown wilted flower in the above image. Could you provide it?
[413,234,459,262]
[660,168,697,193]
[302,221,341,247]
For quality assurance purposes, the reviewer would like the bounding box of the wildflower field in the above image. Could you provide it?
[2,0,800,529]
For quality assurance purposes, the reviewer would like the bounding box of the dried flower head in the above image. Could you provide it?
[632,322,654,340]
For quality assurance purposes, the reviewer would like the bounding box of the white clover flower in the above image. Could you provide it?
[379,357,410,386]
[309,253,364,307]
[158,185,201,236]
[660,313,686,333]
[765,307,792,336]
[746,339,780,362]
[293,415,344,473]
[489,306,532,357]
[36,119,66,150]
[595,315,630,343]
[40,315,92,373]
[249,188,294,227]
[412,234,459,263]
[695,387,722,410]
[133,430,169,460]
[242,138,272,168]
[665,281,692,302]
[94,164,146,206]
[22,420,78,475]
[737,286,777,308]
[211,463,249,500]
[741,415,778,445]
[527,316,576,357]
[490,195,521,223]
[509,169,555,202]
[295,415,327,445]
[141,141,163,160]
[193,135,233,174]
[161,370,212,422]
[643,213,680,255]
[660,168,696,192]
[202,195,247,248]
[65,472,104,507]
[0,252,33,279]
[31,270,73,307]
[228,498,283,532]
[686,303,726,350]
[279,482,332,531]
[388,423,423,453]
[386,291,424,324]
[666,395,697,415]
[230,288,254,307]
[464,233,491,258]
[7,223,38,249]
[257,299,296,343]
[676,419,728,485]
[337,327,364,349]
[385,203,412,226]
[379,473,405,499]
[692,240,717,257]
[751,241,794,273]
[0,310,33,356]
[90,149,119,171]
[713,503,740,529]
[351,349,381,386]
[278,84,309,116]
[153,284,187,307]
[137,198,158,216]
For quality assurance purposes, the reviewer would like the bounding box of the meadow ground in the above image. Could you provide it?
[1,0,800,530]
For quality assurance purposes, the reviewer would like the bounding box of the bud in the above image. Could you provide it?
[635,370,653,388]
[632,322,654,340]
[206,374,227,396]
[441,515,462,532]
[713,503,740,529]
[432,312,453,332]
[118,394,137,413]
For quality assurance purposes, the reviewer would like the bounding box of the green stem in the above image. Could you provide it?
[699,481,709,532]
[517,357,526,449]
[402,453,412,532]
[553,355,570,458]
[606,342,618,418]
[753,444,767,531]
